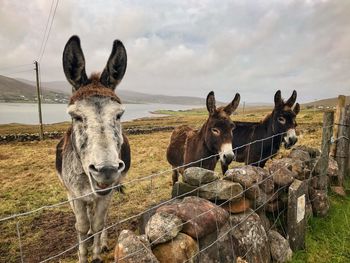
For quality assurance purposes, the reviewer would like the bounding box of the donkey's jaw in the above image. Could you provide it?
[219,143,235,165]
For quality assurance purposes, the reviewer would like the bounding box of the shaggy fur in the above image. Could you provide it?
[56,35,130,263]
[221,90,300,174]
[167,91,240,184]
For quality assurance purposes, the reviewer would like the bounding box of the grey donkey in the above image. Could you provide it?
[56,35,131,263]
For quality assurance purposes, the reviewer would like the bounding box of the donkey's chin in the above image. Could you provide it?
[283,138,298,149]
[88,173,120,196]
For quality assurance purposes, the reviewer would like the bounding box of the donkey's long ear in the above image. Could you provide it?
[62,35,89,91]
[274,90,283,109]
[206,91,216,114]
[100,40,127,90]
[286,90,297,107]
[224,93,240,115]
[293,103,300,115]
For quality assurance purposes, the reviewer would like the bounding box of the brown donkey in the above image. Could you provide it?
[221,90,300,174]
[167,91,240,184]
[56,36,130,262]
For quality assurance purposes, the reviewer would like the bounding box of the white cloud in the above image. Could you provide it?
[0,0,349,103]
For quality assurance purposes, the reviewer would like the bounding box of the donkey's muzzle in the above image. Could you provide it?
[89,161,125,183]
[284,137,298,149]
[284,129,298,149]
[222,152,234,165]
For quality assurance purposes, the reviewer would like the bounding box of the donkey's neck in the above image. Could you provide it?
[260,111,282,152]
[256,112,283,152]
[64,127,84,175]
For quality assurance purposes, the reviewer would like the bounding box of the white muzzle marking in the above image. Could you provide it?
[284,128,297,147]
[219,143,235,164]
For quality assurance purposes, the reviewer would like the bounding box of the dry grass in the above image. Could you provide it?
[0,108,326,262]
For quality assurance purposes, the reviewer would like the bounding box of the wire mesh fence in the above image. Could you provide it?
[1,117,349,262]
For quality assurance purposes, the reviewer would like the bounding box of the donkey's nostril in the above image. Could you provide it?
[89,164,98,172]
[118,161,125,173]
[223,153,234,164]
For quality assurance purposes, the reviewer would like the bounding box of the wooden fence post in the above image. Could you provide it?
[330,95,346,157]
[335,105,350,185]
[319,111,334,190]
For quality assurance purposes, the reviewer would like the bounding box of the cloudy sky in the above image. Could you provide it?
[0,0,349,103]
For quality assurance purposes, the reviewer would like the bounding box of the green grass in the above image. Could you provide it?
[291,181,350,263]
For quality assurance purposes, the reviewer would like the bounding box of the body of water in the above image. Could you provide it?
[0,103,200,124]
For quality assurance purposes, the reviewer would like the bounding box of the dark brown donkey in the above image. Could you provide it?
[221,90,300,174]
[167,91,240,184]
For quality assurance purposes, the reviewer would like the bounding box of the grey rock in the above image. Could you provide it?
[289,149,311,164]
[293,145,320,158]
[269,158,305,181]
[257,211,271,233]
[229,209,271,263]
[271,166,295,187]
[312,156,339,178]
[309,176,329,190]
[171,181,199,198]
[157,196,229,239]
[265,199,284,213]
[309,188,330,217]
[114,230,159,263]
[183,167,219,186]
[145,212,183,245]
[268,230,292,263]
[327,157,339,178]
[255,167,274,194]
[224,166,262,200]
[198,222,237,263]
[152,233,199,263]
[199,180,243,201]
[139,199,182,235]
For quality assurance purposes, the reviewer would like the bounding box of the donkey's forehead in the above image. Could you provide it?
[69,85,121,105]
[283,105,292,111]
[68,97,124,115]
[276,108,296,118]
[212,107,232,120]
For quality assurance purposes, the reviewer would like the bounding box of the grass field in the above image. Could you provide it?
[0,107,348,262]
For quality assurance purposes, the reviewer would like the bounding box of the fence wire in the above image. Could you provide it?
[1,123,343,262]
[0,131,288,223]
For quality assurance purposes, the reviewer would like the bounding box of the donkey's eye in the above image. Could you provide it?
[116,111,124,121]
[72,115,83,122]
[278,117,286,124]
[211,128,220,135]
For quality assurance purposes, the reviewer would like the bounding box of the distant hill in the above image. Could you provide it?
[303,96,350,108]
[0,75,68,103]
[12,77,211,105]
[3,76,284,106]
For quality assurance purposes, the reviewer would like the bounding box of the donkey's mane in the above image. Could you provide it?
[261,112,272,124]
[69,73,121,105]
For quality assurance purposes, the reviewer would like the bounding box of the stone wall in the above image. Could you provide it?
[0,126,175,143]
[113,145,338,263]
